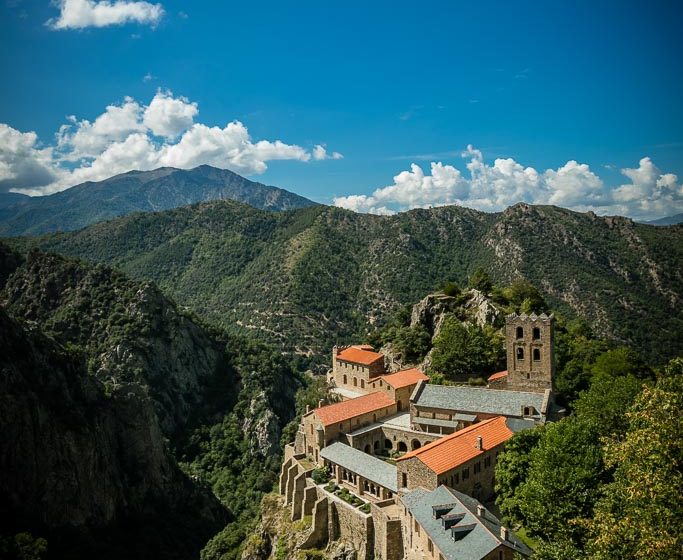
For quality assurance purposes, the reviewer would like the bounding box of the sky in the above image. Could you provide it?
[1,0,682,219]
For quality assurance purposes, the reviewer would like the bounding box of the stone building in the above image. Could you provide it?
[301,391,397,462]
[367,368,429,412]
[321,442,397,501]
[396,416,514,502]
[410,380,552,433]
[329,345,387,398]
[400,485,532,559]
[504,313,554,393]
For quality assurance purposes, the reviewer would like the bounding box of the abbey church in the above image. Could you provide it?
[279,313,562,560]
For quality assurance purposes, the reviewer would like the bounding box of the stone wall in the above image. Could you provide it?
[396,456,438,492]
[371,500,404,560]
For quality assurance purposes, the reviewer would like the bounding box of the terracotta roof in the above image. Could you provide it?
[396,417,513,474]
[336,345,384,366]
[487,370,508,382]
[375,368,429,389]
[314,391,395,426]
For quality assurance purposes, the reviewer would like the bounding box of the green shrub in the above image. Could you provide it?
[311,467,330,485]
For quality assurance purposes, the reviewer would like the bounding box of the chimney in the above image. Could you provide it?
[476,436,483,450]
[318,399,324,408]
[500,526,509,541]
[477,505,485,517]
[306,404,310,413]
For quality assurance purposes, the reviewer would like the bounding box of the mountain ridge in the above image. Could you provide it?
[0,165,317,236]
[10,199,682,365]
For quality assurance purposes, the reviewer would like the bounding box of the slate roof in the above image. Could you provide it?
[376,368,429,389]
[396,417,513,474]
[314,391,395,426]
[401,485,532,559]
[336,345,384,366]
[413,414,477,428]
[412,382,546,418]
[320,442,398,492]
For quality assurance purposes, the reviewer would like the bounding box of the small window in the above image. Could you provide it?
[402,473,408,488]
[484,456,491,468]
[428,539,433,553]
[533,348,541,361]
[463,468,470,480]
[310,425,313,434]
[379,380,383,387]
[353,377,357,387]
[516,347,524,360]
[516,326,524,339]
[532,327,541,340]
[474,462,481,474]
[343,374,347,384]
[454,472,459,484]
[360,379,365,388]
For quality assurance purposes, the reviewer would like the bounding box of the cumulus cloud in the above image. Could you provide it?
[143,90,198,138]
[312,144,343,161]
[0,91,341,195]
[334,145,682,220]
[47,0,164,30]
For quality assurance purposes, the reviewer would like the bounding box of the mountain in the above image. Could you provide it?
[0,192,30,209]
[0,285,230,558]
[0,244,303,558]
[0,165,317,236]
[644,212,683,226]
[10,201,683,365]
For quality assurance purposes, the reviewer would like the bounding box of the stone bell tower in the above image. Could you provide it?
[505,313,554,393]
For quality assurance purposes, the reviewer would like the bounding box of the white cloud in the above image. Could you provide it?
[312,144,343,161]
[1,91,340,195]
[47,0,164,30]
[143,90,198,138]
[334,146,683,220]
[0,124,63,192]
[57,97,145,159]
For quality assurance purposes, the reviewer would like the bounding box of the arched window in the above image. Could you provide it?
[373,440,380,450]
[411,439,421,450]
[343,374,347,384]
[516,326,524,339]
[360,379,365,389]
[385,439,392,449]
[364,444,372,453]
[353,377,357,387]
[516,347,524,360]
[533,348,541,361]
[398,441,408,452]
[532,327,541,340]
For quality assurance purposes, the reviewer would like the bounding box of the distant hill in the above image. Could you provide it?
[644,213,683,226]
[12,201,683,365]
[0,165,317,236]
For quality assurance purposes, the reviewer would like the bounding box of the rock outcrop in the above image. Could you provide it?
[0,308,229,559]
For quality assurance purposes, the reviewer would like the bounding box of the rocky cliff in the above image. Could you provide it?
[0,308,230,559]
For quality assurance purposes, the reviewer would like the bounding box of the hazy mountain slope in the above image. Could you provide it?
[644,212,683,226]
[0,165,316,236]
[11,201,683,364]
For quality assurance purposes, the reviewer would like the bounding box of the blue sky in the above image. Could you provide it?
[1,0,682,219]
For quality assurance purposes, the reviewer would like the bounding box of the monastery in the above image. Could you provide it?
[280,313,562,559]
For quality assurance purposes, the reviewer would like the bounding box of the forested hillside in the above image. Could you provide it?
[0,244,312,559]
[10,200,682,365]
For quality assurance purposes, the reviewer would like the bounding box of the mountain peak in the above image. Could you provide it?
[0,166,317,236]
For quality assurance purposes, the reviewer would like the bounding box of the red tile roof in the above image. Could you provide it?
[374,368,429,389]
[336,345,384,366]
[314,391,396,426]
[396,416,513,474]
[487,370,508,382]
